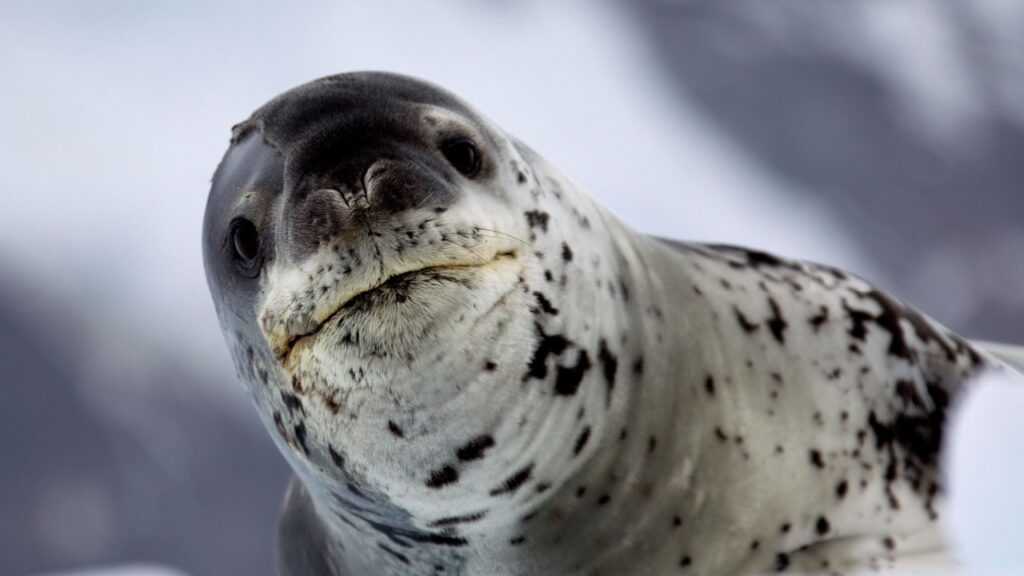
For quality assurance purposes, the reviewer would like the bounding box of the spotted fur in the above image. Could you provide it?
[203,72,1004,576]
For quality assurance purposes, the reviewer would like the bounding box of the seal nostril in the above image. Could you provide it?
[362,165,391,198]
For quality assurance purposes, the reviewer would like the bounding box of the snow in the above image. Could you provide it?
[945,369,1024,575]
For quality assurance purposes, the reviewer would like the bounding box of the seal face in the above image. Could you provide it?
[204,72,996,576]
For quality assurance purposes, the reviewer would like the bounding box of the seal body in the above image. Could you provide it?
[203,72,998,575]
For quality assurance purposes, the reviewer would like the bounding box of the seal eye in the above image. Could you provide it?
[230,218,261,272]
[441,138,480,177]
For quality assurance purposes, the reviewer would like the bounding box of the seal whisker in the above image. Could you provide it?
[474,227,530,247]
[441,237,487,261]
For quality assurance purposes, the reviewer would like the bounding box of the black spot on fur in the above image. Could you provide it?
[866,289,954,361]
[378,543,410,564]
[532,291,559,316]
[554,350,592,396]
[426,465,460,489]
[846,289,961,364]
[490,464,534,496]
[366,514,466,549]
[424,533,468,547]
[843,300,873,342]
[895,379,926,409]
[735,246,786,269]
[597,494,611,505]
[867,384,950,517]
[524,210,550,232]
[734,307,760,333]
[766,297,788,344]
[776,553,790,571]
[484,360,497,371]
[280,391,304,414]
[704,375,716,396]
[293,421,310,454]
[561,242,573,262]
[836,480,848,499]
[387,420,405,438]
[510,535,526,545]
[809,306,829,331]
[427,511,487,528]
[648,436,658,453]
[457,435,495,462]
[809,449,825,469]
[573,426,591,456]
[597,339,618,405]
[324,394,341,414]
[525,322,570,381]
[329,446,345,468]
[632,356,644,375]
[816,516,830,535]
[272,407,288,438]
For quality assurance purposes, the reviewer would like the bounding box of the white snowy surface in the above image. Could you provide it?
[946,369,1024,576]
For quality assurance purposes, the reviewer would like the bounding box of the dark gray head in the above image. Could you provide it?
[204,72,531,356]
[205,72,505,347]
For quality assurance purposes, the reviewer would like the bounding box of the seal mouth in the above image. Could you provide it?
[277,252,518,366]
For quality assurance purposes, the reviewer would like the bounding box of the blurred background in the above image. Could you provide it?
[1,1,1021,575]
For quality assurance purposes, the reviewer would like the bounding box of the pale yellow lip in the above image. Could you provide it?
[277,253,518,367]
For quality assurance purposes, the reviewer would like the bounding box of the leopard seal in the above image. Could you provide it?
[202,72,1012,575]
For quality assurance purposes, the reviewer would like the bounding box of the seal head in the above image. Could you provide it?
[204,72,628,574]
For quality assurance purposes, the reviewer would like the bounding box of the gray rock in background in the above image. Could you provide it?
[0,273,289,576]
[622,0,1024,342]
